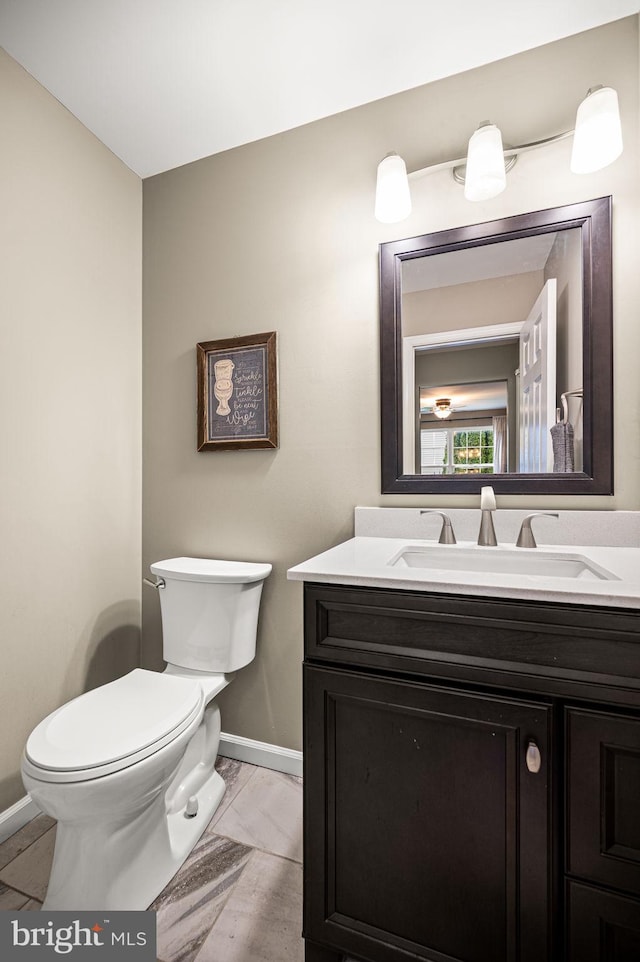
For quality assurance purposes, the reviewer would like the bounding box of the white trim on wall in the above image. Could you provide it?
[0,735,303,843]
[0,795,40,844]
[219,732,303,778]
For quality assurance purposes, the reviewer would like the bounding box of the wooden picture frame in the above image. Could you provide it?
[197,331,278,451]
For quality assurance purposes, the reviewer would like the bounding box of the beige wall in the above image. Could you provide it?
[402,271,544,337]
[142,17,639,753]
[0,50,142,809]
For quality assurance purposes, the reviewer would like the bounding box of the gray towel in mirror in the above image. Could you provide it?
[550,421,575,472]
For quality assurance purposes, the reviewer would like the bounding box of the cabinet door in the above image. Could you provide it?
[567,881,640,961]
[304,665,553,962]
[567,708,640,897]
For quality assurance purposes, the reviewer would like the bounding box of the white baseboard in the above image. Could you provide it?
[219,732,303,778]
[0,795,40,844]
[0,738,302,845]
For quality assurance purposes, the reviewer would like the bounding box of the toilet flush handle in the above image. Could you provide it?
[143,577,166,590]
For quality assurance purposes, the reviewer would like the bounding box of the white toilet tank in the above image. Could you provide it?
[149,557,272,673]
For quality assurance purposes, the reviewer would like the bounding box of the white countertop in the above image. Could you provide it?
[287,537,640,610]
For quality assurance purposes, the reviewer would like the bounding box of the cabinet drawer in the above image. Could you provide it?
[304,583,640,706]
[567,880,640,961]
[567,708,640,897]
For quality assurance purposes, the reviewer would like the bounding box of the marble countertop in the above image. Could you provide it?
[287,536,640,610]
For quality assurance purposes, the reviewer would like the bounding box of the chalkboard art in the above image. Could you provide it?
[197,332,278,450]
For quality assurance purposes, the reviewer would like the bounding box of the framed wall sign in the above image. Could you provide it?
[197,331,278,451]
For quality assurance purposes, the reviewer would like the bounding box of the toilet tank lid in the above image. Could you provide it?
[150,557,272,584]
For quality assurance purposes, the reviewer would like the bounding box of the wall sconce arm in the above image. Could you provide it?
[407,128,574,184]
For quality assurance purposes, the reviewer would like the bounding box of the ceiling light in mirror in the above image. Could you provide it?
[432,398,453,419]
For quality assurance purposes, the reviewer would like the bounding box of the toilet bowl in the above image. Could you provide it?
[21,556,271,910]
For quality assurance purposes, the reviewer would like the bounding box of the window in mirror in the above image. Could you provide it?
[421,425,497,476]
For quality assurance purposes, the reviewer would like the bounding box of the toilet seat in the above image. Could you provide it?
[23,669,204,783]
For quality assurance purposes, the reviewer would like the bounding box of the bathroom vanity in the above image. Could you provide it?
[289,515,640,962]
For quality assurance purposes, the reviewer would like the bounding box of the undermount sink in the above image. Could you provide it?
[389,546,620,581]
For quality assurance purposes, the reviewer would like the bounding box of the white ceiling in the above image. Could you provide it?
[1,0,638,178]
[403,234,559,293]
[420,380,508,415]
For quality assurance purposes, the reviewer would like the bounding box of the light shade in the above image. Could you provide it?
[570,86,623,174]
[433,398,453,419]
[463,122,506,202]
[375,153,411,223]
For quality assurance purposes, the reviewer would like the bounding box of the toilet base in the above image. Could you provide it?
[42,768,226,911]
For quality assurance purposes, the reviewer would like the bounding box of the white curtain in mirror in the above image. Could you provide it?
[493,416,507,473]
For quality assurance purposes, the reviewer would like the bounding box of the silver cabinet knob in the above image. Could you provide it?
[526,740,542,773]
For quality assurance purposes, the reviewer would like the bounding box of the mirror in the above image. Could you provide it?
[380,197,613,494]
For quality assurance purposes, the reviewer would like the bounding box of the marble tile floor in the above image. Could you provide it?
[0,757,304,962]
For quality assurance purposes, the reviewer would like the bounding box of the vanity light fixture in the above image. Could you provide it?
[374,153,412,223]
[433,398,453,419]
[570,85,623,173]
[375,85,623,223]
[463,122,507,201]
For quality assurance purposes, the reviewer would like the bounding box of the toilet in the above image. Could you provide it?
[21,556,271,911]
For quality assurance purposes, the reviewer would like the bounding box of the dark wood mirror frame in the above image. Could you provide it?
[380,196,613,495]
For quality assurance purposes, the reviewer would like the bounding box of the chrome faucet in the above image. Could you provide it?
[516,512,559,548]
[420,510,457,544]
[477,486,498,546]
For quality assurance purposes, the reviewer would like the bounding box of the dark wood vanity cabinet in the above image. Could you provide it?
[302,583,640,962]
[305,665,553,962]
[565,710,640,961]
